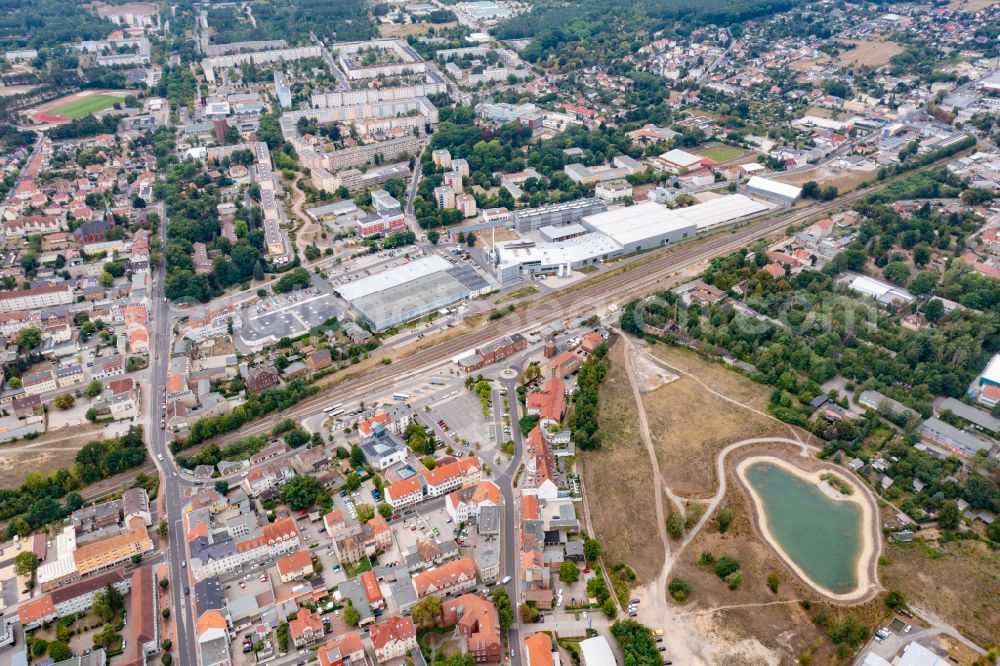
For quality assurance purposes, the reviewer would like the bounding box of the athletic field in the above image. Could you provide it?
[51,94,120,119]
[698,146,744,163]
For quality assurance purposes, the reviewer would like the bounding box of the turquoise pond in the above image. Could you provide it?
[744,462,863,594]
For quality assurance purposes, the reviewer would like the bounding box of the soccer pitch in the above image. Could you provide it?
[699,146,743,162]
[52,94,121,119]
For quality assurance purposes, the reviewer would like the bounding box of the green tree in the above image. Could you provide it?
[343,603,361,626]
[47,640,71,661]
[16,327,41,350]
[92,591,113,622]
[32,639,48,656]
[583,538,601,562]
[491,587,513,629]
[378,503,392,519]
[924,298,945,323]
[281,475,331,511]
[412,595,442,628]
[86,407,98,422]
[937,500,960,531]
[356,503,375,523]
[54,393,75,410]
[86,379,104,397]
[215,480,229,495]
[14,551,38,577]
[98,271,114,288]
[884,590,906,610]
[427,230,440,244]
[350,444,365,468]
[558,560,580,583]
[882,261,911,285]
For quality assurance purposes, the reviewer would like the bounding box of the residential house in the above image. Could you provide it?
[412,558,477,599]
[370,615,417,664]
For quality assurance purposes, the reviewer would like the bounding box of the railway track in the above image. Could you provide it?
[83,152,970,497]
[202,183,876,446]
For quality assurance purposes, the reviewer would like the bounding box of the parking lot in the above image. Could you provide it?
[428,390,493,446]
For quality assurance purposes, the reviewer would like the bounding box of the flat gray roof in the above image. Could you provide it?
[351,272,470,330]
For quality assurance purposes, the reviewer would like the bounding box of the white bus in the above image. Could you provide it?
[392,392,410,401]
[327,408,345,417]
[323,403,344,415]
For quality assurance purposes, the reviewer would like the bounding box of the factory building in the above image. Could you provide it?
[746,176,803,203]
[337,255,495,330]
[492,195,772,286]
[510,199,607,233]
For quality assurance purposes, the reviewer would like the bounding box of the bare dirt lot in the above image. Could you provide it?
[0,425,104,488]
[836,40,905,67]
[880,536,1000,648]
[378,21,458,37]
[642,344,798,497]
[669,464,885,665]
[947,0,996,10]
[776,164,879,194]
[581,339,664,583]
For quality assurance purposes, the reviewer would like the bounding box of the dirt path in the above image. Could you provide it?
[288,177,322,259]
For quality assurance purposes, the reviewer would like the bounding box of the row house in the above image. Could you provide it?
[2,215,63,239]
[0,310,40,337]
[412,557,477,599]
[21,370,56,396]
[242,462,295,497]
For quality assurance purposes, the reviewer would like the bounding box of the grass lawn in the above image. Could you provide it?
[699,146,743,162]
[53,94,120,118]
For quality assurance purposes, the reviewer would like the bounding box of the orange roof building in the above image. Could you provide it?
[18,595,56,627]
[441,594,502,663]
[318,631,366,666]
[370,615,417,663]
[525,632,555,666]
[412,557,477,598]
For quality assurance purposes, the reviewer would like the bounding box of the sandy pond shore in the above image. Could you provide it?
[736,455,880,603]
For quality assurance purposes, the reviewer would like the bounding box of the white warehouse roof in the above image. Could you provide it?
[675,194,769,230]
[579,636,616,666]
[582,201,695,247]
[849,275,914,303]
[747,176,803,201]
[496,233,622,268]
[659,148,703,167]
[980,353,1000,386]
[338,255,452,302]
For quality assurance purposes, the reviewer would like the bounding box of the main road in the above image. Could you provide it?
[148,201,200,666]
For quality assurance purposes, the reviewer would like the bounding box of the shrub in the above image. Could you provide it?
[716,507,734,533]
[767,572,780,594]
[668,578,691,602]
[714,556,741,579]
[666,512,685,539]
[698,551,715,565]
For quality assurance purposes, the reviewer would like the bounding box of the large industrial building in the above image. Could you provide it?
[510,199,607,233]
[492,195,771,286]
[746,176,803,203]
[338,255,495,330]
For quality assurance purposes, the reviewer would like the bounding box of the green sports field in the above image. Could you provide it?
[52,94,121,118]
[699,146,744,163]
